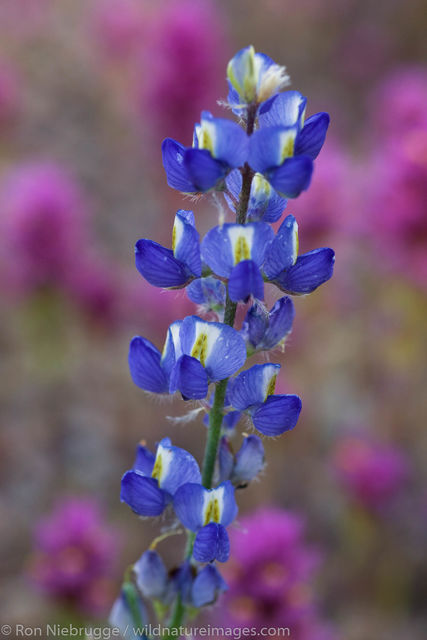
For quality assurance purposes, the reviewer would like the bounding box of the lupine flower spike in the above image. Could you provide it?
[112,46,335,633]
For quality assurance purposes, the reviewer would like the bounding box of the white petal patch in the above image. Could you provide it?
[151,444,174,488]
[172,214,185,255]
[227,225,255,265]
[261,364,280,400]
[190,321,221,367]
[279,128,297,163]
[162,321,183,362]
[202,485,225,525]
[292,219,299,264]
[195,118,217,156]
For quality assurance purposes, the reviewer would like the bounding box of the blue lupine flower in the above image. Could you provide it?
[201,222,275,302]
[227,45,290,108]
[248,92,330,198]
[129,316,246,400]
[241,297,295,354]
[120,437,201,517]
[128,320,182,394]
[162,111,248,193]
[109,585,147,639]
[259,90,330,161]
[225,169,287,222]
[191,564,228,608]
[134,550,170,602]
[134,210,201,288]
[229,364,302,436]
[169,315,247,400]
[263,214,335,294]
[173,481,238,563]
[219,435,265,487]
[248,126,313,198]
[186,276,226,314]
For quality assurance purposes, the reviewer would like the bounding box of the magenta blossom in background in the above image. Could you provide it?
[290,141,354,250]
[365,130,427,289]
[90,0,148,62]
[332,434,410,511]
[138,0,229,143]
[29,497,119,615]
[216,508,335,640]
[369,68,427,137]
[65,252,121,327]
[0,162,89,296]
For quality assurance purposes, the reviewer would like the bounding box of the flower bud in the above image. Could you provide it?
[231,435,265,487]
[109,583,146,636]
[186,276,226,313]
[134,550,168,601]
[227,45,290,106]
[191,564,228,607]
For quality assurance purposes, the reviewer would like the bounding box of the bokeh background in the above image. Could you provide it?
[1,1,426,638]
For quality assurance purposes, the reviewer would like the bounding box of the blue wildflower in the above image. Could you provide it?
[201,222,274,302]
[134,550,170,602]
[267,214,335,292]
[128,320,182,394]
[169,315,247,400]
[241,296,295,354]
[248,91,330,198]
[259,90,330,160]
[162,111,248,193]
[219,434,265,487]
[129,315,246,400]
[120,437,201,517]
[186,276,226,314]
[263,214,335,294]
[229,363,302,436]
[227,45,290,108]
[173,481,238,563]
[191,564,228,607]
[135,210,201,288]
[225,169,287,222]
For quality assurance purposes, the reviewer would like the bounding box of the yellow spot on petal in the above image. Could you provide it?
[281,135,295,162]
[151,454,162,481]
[203,496,221,525]
[172,224,177,252]
[199,128,214,155]
[191,333,208,367]
[234,236,251,264]
[265,374,277,399]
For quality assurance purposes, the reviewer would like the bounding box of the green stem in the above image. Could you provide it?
[168,102,257,631]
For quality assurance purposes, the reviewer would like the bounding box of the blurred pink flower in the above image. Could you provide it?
[332,434,409,511]
[29,497,120,615]
[90,0,147,62]
[217,507,335,639]
[369,68,427,137]
[138,0,229,143]
[290,141,354,250]
[65,252,122,327]
[0,161,90,296]
[365,129,427,288]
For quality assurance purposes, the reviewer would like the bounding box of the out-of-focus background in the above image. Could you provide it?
[0,1,426,638]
